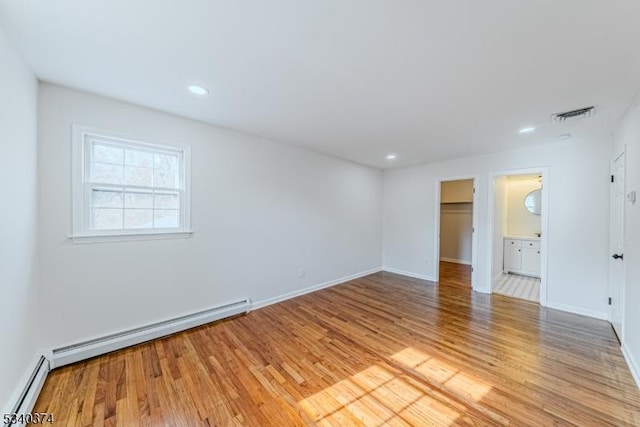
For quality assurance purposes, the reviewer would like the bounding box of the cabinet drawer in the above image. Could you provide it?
[504,239,522,248]
[522,240,540,249]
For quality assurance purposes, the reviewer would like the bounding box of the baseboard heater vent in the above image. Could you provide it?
[50,299,250,369]
[5,356,49,427]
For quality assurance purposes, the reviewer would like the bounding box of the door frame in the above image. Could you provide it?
[486,167,549,306]
[434,175,479,290]
[609,149,626,338]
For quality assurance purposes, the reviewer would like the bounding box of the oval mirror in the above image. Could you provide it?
[524,189,542,215]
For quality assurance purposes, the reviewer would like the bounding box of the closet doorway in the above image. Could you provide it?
[435,177,477,289]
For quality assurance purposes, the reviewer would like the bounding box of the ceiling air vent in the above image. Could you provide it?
[551,106,595,123]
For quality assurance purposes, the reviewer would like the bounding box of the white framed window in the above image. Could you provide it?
[72,125,192,243]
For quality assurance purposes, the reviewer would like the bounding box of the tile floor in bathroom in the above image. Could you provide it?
[493,273,540,303]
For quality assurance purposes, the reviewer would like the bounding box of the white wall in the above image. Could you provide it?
[383,138,610,318]
[612,95,640,386]
[0,28,40,413]
[38,84,383,349]
[506,178,541,237]
[491,176,508,280]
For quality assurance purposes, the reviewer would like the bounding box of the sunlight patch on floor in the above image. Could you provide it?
[390,347,492,401]
[299,347,495,426]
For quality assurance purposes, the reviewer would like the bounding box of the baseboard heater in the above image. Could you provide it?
[5,356,49,427]
[50,299,250,369]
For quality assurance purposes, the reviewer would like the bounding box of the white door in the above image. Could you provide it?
[522,248,541,277]
[504,246,522,272]
[610,153,625,340]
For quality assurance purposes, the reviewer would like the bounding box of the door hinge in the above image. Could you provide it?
[611,175,615,183]
[473,188,476,194]
[472,227,475,233]
[608,297,612,305]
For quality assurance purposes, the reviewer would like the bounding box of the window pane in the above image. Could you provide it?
[125,149,153,167]
[91,162,124,184]
[93,143,123,164]
[124,166,153,187]
[154,209,179,228]
[91,208,123,230]
[125,191,153,209]
[154,153,179,171]
[79,132,187,236]
[154,192,179,209]
[154,170,179,189]
[124,209,153,229]
[91,188,123,208]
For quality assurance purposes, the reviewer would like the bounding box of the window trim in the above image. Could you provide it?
[71,124,192,243]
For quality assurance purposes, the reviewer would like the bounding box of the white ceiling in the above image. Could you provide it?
[2,1,640,169]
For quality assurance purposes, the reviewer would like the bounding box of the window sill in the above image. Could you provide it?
[70,231,194,244]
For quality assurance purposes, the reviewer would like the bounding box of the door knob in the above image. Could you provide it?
[612,253,624,260]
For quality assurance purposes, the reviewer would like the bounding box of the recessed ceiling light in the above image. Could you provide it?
[556,133,572,140]
[188,85,209,95]
[519,127,535,134]
[386,154,397,160]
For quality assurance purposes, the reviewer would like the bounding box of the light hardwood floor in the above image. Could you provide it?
[34,272,640,426]
[439,261,471,288]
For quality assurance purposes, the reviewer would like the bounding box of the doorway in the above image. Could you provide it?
[435,178,477,288]
[487,168,549,305]
[609,151,625,340]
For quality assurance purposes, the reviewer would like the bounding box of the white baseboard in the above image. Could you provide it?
[545,301,608,320]
[49,299,250,369]
[4,353,49,424]
[439,257,471,266]
[252,267,383,310]
[622,344,640,390]
[16,269,383,415]
[49,267,384,369]
[382,267,436,283]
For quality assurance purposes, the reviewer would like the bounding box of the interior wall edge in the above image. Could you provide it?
[3,352,49,417]
[251,267,383,310]
[382,267,436,283]
[545,301,608,321]
[0,22,41,417]
[622,344,640,389]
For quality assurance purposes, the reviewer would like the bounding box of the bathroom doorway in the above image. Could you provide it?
[435,177,477,288]
[488,168,549,304]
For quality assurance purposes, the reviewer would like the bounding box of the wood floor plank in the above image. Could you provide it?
[34,271,640,426]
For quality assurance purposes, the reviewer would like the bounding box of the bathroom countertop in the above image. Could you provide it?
[504,235,541,241]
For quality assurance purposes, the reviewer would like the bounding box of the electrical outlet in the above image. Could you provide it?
[425,259,429,266]
[298,268,306,278]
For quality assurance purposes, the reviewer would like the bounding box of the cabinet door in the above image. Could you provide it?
[522,248,541,277]
[504,246,522,271]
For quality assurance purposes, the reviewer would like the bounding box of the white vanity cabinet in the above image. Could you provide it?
[504,238,541,278]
